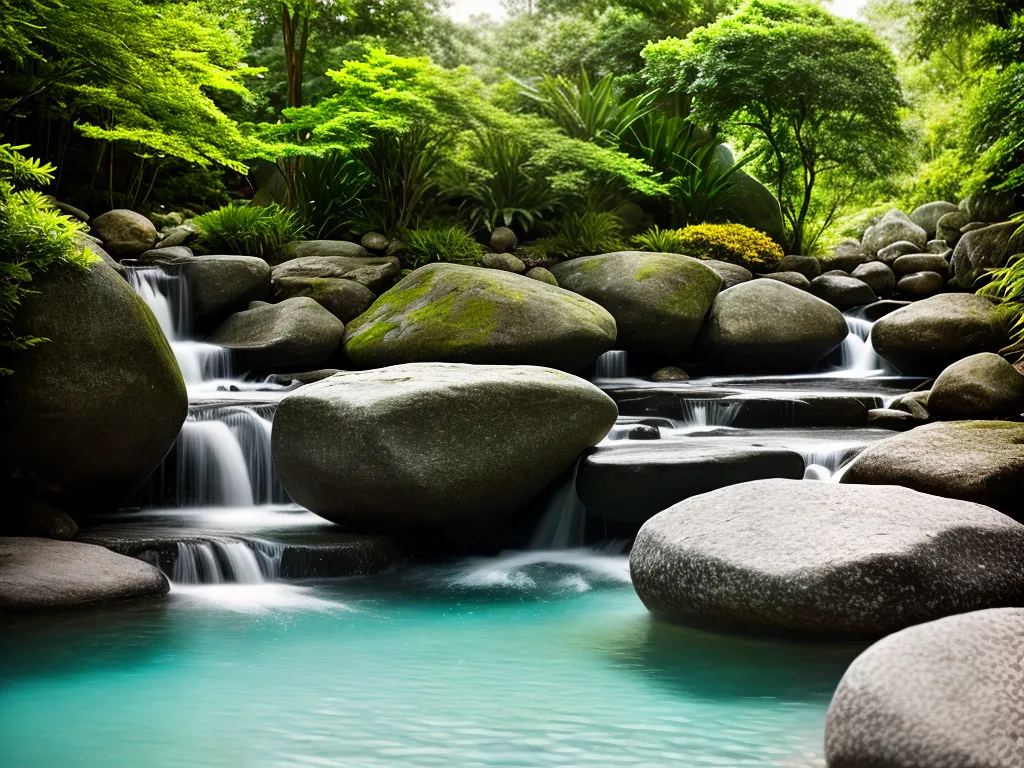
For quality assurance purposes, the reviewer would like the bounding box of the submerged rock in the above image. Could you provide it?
[826,608,1024,768]
[928,352,1024,420]
[629,479,1024,636]
[342,264,616,373]
[272,364,618,534]
[551,251,721,357]
[91,209,157,258]
[841,421,1024,518]
[0,260,186,513]
[0,537,169,611]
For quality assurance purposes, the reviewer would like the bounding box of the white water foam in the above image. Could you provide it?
[449,551,631,592]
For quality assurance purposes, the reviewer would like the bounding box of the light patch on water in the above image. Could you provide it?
[170,583,349,614]
[449,550,631,593]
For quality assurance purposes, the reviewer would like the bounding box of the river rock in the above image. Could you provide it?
[91,209,157,258]
[272,255,400,294]
[876,240,921,265]
[759,271,811,290]
[80,238,125,278]
[0,537,169,611]
[859,299,910,321]
[629,479,1024,636]
[928,352,1024,420]
[342,264,616,373]
[524,267,558,286]
[701,259,753,288]
[360,232,389,254]
[578,442,804,524]
[776,255,821,280]
[0,260,186,513]
[825,608,1024,768]
[851,262,896,298]
[926,239,950,254]
[2,500,78,539]
[936,209,972,244]
[889,389,931,419]
[949,221,1024,289]
[721,169,787,247]
[272,364,618,533]
[893,252,950,278]
[810,274,877,309]
[273,276,375,324]
[823,239,871,272]
[650,366,689,382]
[866,407,922,430]
[490,227,518,253]
[967,190,1019,222]
[897,270,944,298]
[550,252,721,357]
[862,210,928,256]
[277,239,371,265]
[698,280,848,373]
[841,421,1024,518]
[482,252,526,273]
[157,224,197,248]
[909,201,960,239]
[206,297,345,368]
[871,294,1007,375]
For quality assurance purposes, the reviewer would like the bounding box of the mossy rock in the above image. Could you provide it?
[551,251,721,357]
[342,263,616,372]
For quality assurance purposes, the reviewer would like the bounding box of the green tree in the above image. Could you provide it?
[643,0,909,252]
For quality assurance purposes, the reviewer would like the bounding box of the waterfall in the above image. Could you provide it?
[177,420,256,507]
[839,312,886,376]
[678,398,742,427]
[170,539,285,584]
[529,463,586,550]
[593,350,628,379]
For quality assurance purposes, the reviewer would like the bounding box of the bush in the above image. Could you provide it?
[978,216,1024,362]
[531,211,626,259]
[634,223,784,271]
[194,202,307,261]
[401,226,483,270]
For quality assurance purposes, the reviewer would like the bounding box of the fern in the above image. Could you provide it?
[401,226,483,270]
[194,203,308,262]
[978,213,1024,361]
[532,211,626,259]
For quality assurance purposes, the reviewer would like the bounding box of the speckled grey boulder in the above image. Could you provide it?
[271,255,400,293]
[273,276,375,324]
[862,210,927,256]
[811,274,878,309]
[702,259,753,288]
[551,251,721,357]
[851,262,896,298]
[0,537,169,611]
[897,270,944,299]
[272,364,618,533]
[277,239,371,265]
[759,271,811,291]
[825,608,1024,768]
[840,421,1024,519]
[777,255,822,280]
[481,252,526,273]
[892,253,949,278]
[949,221,1024,290]
[91,209,157,258]
[629,479,1024,636]
[929,352,1024,420]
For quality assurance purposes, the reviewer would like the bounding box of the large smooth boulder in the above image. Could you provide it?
[271,255,400,294]
[206,297,344,368]
[841,421,1024,518]
[776,254,822,280]
[0,537,169,611]
[273,276,375,324]
[823,239,872,272]
[550,251,721,357]
[851,262,896,298]
[949,221,1024,289]
[90,209,157,258]
[862,210,928,256]
[877,240,922,265]
[342,264,616,373]
[810,274,877,310]
[759,271,811,291]
[936,209,972,244]
[272,364,618,533]
[277,239,371,265]
[0,261,186,513]
[871,294,1007,375]
[892,252,950,278]
[629,479,1024,636]
[139,251,271,328]
[909,201,960,239]
[712,148,787,246]
[897,270,944,299]
[825,608,1024,768]
[929,352,1024,420]
[702,259,753,288]
[698,280,848,373]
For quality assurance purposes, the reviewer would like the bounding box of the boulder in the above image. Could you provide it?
[960,221,987,234]
[80,238,125,278]
[776,254,821,280]
[629,479,1024,636]
[578,442,804,524]
[156,224,197,248]
[277,239,371,265]
[2,500,78,539]
[90,209,157,258]
[271,255,400,294]
[758,271,811,291]
[550,251,721,357]
[701,259,753,289]
[949,221,1024,289]
[273,276,375,324]
[823,239,871,272]
[0,261,186,513]
[360,232,389,254]
[810,274,878,310]
[524,267,558,286]
[889,389,931,420]
[928,352,1024,420]
[718,166,787,247]
[490,227,518,253]
[966,190,1019,222]
[698,280,848,373]
[893,252,950,278]
[342,264,616,373]
[936,209,972,244]
[841,421,1024,518]
[851,262,896,298]
[859,299,910,321]
[871,294,1007,375]
[206,297,345,368]
[264,368,342,387]
[926,239,950,254]
[825,608,1024,768]
[650,366,688,382]
[0,537,169,611]
[272,364,618,533]
[866,408,921,430]
[877,240,923,265]
[481,252,526,273]
[909,201,960,239]
[897,270,944,299]
[862,209,928,255]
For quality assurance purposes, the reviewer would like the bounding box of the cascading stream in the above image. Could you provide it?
[839,311,887,376]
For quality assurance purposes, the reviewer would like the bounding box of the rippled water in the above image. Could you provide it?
[0,553,863,767]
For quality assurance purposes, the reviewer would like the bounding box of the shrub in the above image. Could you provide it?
[634,223,784,271]
[978,215,1024,362]
[294,153,367,240]
[401,226,484,270]
[632,225,689,254]
[194,202,307,261]
[531,211,626,259]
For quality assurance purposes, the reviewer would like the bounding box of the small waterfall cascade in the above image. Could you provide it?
[839,312,886,376]
[529,463,586,549]
[170,539,285,584]
[593,350,628,380]
[678,398,742,428]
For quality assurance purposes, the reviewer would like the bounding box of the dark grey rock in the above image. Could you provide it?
[822,269,850,277]
[936,209,972,244]
[893,253,950,278]
[701,259,753,288]
[910,201,960,239]
[720,168,787,247]
[630,479,1024,636]
[481,252,526,273]
[966,190,1019,222]
[862,210,927,255]
[851,262,896,298]
[776,255,821,280]
[271,255,400,293]
[650,366,689,382]
[823,239,871,272]
[929,352,1024,420]
[627,425,660,440]
[277,239,372,265]
[156,224,197,248]
[273,276,375,324]
[897,270,944,299]
[889,390,931,420]
[524,267,558,286]
[876,240,922,265]
[2,500,78,539]
[360,232,389,254]
[960,221,987,234]
[810,274,878,309]
[759,271,811,291]
[859,299,911,321]
[949,221,1024,289]
[91,209,157,258]
[867,408,922,430]
[264,368,342,387]
[926,239,950,254]
[489,227,518,253]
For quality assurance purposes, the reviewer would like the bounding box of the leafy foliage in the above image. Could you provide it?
[632,224,690,252]
[194,203,308,261]
[293,153,368,240]
[400,226,483,270]
[977,214,1024,360]
[531,211,627,259]
[636,222,783,270]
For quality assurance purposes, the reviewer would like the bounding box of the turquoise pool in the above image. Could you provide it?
[0,553,863,767]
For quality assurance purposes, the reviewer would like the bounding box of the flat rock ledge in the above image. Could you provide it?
[825,608,1024,768]
[0,537,169,611]
[629,479,1024,637]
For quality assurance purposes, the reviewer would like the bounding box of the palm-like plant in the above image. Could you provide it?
[293,152,368,240]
